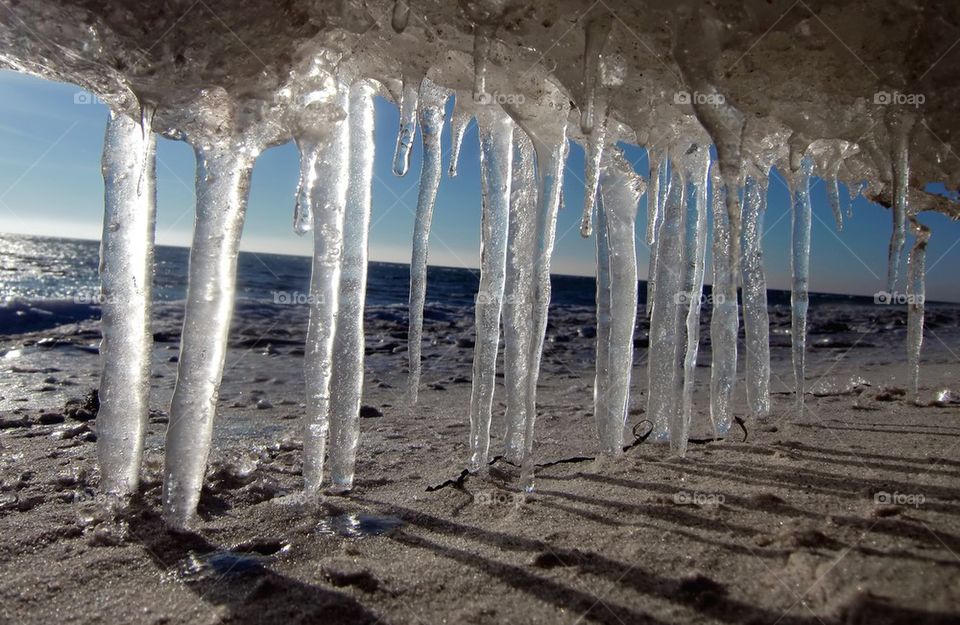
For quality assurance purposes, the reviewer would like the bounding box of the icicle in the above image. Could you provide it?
[675,144,710,457]
[467,106,513,472]
[595,146,643,455]
[709,162,738,437]
[326,81,376,492]
[787,156,814,416]
[580,14,613,136]
[580,118,607,237]
[406,79,451,405]
[906,217,929,404]
[97,109,156,503]
[646,151,667,317]
[391,0,410,33]
[648,163,686,443]
[826,172,843,232]
[293,140,317,234]
[740,170,771,420]
[392,76,420,176]
[502,131,536,463]
[163,140,258,528]
[448,100,471,177]
[886,112,915,293]
[136,101,155,196]
[301,85,351,498]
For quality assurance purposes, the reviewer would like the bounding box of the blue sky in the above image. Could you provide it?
[1,69,958,301]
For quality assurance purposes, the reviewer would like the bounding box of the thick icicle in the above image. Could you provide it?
[887,112,915,293]
[595,147,643,454]
[97,109,156,502]
[580,119,607,237]
[391,0,410,33]
[505,87,570,491]
[648,164,686,443]
[327,81,376,492]
[406,79,451,404]
[709,162,739,437]
[502,131,537,463]
[740,171,772,420]
[293,140,318,234]
[788,156,814,415]
[906,217,929,404]
[674,144,710,457]
[448,100,471,177]
[467,106,513,472]
[163,141,257,528]
[392,76,420,176]
[301,85,351,498]
[580,14,613,136]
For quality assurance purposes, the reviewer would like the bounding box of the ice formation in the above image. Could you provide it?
[2,0,957,525]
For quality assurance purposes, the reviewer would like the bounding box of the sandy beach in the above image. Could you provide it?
[0,298,958,624]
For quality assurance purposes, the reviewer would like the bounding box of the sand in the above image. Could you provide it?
[1,307,959,624]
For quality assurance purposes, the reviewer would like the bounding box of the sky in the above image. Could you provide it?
[1,69,959,301]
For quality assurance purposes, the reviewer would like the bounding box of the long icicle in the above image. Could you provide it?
[593,186,612,454]
[709,161,739,437]
[646,150,667,317]
[327,80,376,492]
[448,100,472,177]
[97,109,156,503]
[906,217,929,404]
[502,130,537,463]
[675,144,710,457]
[580,118,607,237]
[788,156,814,416]
[467,106,513,472]
[595,146,643,455]
[163,140,258,528]
[648,161,686,442]
[407,78,450,404]
[740,169,772,420]
[518,116,569,492]
[392,75,420,176]
[886,112,915,293]
[301,84,351,498]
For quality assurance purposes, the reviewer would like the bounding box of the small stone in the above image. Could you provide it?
[39,412,65,425]
[359,405,383,418]
[256,398,273,410]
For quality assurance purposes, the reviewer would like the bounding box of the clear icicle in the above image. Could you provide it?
[580,118,607,237]
[97,109,156,502]
[467,106,513,472]
[406,79,450,405]
[887,112,915,293]
[392,76,420,176]
[709,162,739,437]
[327,81,376,492]
[675,145,710,457]
[293,140,317,234]
[646,152,667,317]
[136,101,155,196]
[595,147,643,455]
[448,100,472,177]
[302,85,351,498]
[826,169,843,232]
[502,131,537,463]
[906,217,929,404]
[740,171,771,420]
[580,14,613,136]
[163,142,257,528]
[391,0,410,33]
[788,156,814,416]
[648,163,685,443]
